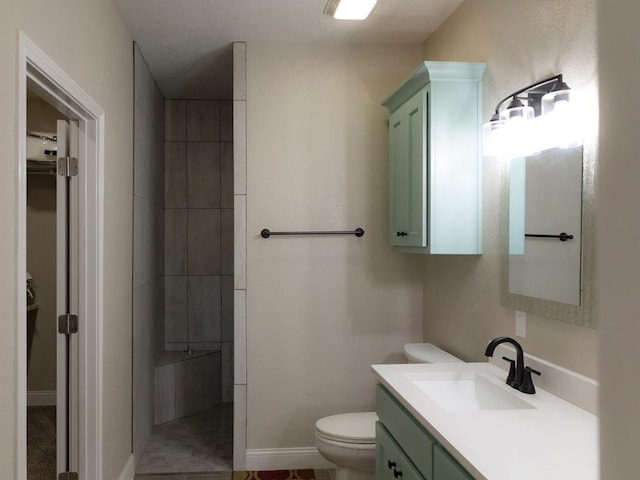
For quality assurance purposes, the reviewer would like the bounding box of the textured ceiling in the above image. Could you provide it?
[114,0,464,99]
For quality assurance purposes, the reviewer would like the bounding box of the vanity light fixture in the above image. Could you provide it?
[323,0,378,20]
[484,74,581,157]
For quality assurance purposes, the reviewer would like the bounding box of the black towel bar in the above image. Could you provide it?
[525,232,574,242]
[260,228,365,238]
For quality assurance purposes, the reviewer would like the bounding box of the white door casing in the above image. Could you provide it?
[18,32,104,479]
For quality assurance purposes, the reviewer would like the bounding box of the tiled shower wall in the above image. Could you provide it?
[164,100,234,402]
[133,44,166,457]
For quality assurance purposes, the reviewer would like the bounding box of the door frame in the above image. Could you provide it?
[17,31,104,479]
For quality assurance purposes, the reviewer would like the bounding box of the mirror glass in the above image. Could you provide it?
[508,146,583,305]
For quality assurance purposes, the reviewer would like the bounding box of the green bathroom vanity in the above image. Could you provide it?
[376,384,473,480]
[382,61,485,254]
[371,361,598,480]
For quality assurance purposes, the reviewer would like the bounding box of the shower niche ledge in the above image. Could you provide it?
[154,349,222,425]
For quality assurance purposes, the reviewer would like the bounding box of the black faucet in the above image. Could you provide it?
[484,336,540,394]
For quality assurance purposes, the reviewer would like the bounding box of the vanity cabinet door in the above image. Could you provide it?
[377,423,429,480]
[433,445,473,480]
[376,385,434,476]
[389,88,427,249]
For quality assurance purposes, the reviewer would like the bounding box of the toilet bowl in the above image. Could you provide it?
[315,412,378,480]
[314,344,462,480]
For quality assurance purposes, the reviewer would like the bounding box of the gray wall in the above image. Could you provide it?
[1,0,134,475]
[133,43,166,457]
[420,0,598,378]
[164,99,234,402]
[244,43,425,449]
[598,1,640,477]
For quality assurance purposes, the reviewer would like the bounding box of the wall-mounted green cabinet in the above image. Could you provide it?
[383,61,486,254]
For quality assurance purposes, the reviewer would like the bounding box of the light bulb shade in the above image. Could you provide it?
[483,117,507,156]
[542,87,571,115]
[499,104,534,122]
[485,112,502,129]
[332,0,378,19]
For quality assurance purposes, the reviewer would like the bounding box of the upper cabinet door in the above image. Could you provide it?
[389,89,427,248]
[383,61,486,255]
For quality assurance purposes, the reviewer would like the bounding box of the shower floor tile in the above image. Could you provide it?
[136,403,233,475]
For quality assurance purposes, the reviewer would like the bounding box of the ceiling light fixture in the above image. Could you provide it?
[324,0,378,20]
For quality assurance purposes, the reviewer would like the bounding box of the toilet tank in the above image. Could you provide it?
[403,343,463,363]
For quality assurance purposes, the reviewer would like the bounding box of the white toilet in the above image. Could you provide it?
[315,343,463,480]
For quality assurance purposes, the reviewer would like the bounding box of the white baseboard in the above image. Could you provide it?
[246,447,335,471]
[117,454,136,480]
[27,390,56,406]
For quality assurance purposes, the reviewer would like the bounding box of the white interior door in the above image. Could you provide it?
[56,119,80,476]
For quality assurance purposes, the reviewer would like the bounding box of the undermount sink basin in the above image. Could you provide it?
[410,372,535,412]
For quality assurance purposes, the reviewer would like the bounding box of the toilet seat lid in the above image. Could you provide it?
[316,412,378,442]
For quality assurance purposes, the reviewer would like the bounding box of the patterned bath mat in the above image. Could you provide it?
[233,470,315,480]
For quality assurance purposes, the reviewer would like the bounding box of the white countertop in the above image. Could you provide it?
[371,362,598,480]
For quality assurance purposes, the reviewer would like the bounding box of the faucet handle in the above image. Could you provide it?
[520,366,541,394]
[501,356,516,387]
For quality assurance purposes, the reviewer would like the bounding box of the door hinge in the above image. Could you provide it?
[59,472,79,480]
[57,156,79,177]
[58,314,78,335]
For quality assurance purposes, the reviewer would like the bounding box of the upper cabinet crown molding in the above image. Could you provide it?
[382,61,487,113]
[383,61,486,255]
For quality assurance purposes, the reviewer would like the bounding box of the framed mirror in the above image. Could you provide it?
[501,144,596,327]
[508,146,583,305]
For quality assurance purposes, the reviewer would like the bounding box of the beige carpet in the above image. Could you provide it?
[27,406,56,480]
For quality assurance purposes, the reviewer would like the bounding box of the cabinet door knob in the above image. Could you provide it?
[393,469,403,478]
[396,231,407,237]
[387,461,396,470]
